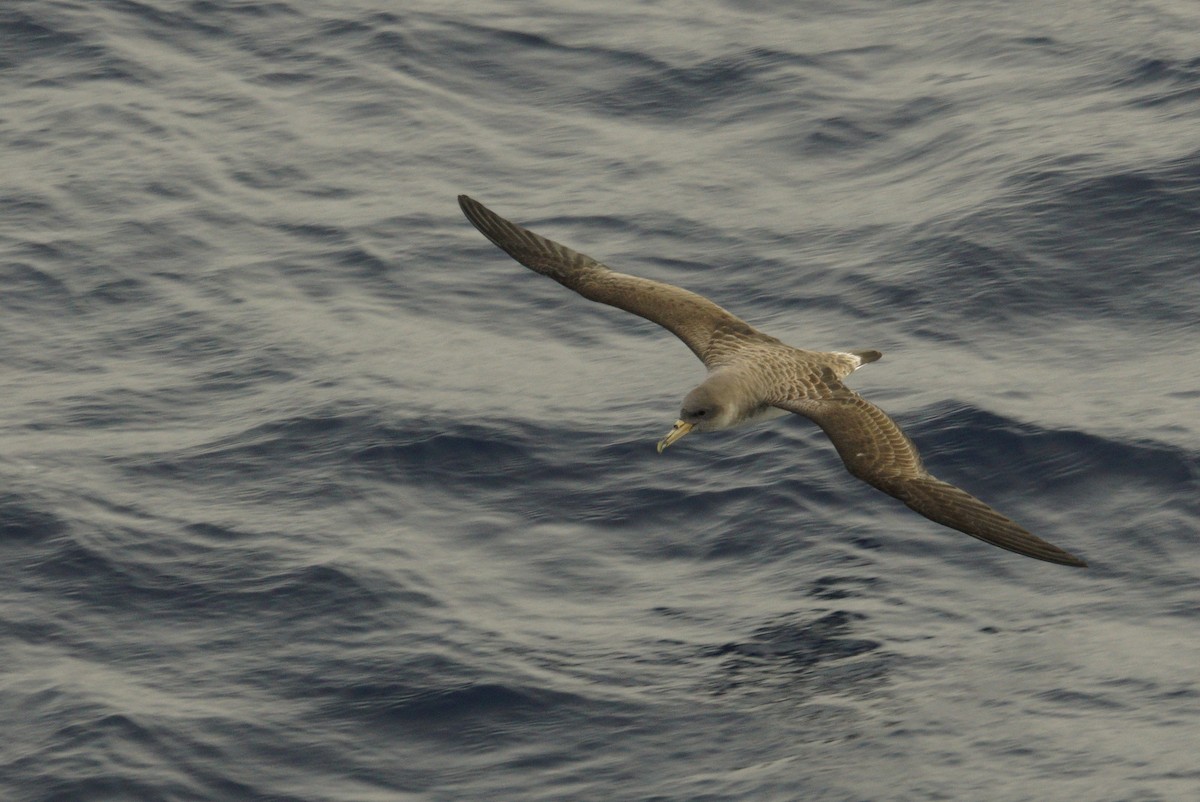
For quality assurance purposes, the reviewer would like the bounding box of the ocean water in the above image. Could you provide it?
[2,1,1199,800]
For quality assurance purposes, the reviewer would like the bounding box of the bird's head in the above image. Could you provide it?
[656,376,743,452]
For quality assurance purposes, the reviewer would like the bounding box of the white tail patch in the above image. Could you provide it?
[835,350,882,372]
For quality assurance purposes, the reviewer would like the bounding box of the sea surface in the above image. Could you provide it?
[2,1,1199,800]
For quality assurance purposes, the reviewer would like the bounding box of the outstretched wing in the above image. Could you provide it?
[777,393,1087,567]
[458,195,771,365]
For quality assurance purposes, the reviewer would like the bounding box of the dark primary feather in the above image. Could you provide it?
[892,478,1086,566]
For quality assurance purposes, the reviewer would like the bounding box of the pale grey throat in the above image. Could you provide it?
[458,194,1087,568]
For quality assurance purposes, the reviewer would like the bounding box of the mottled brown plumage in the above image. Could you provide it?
[458,194,1086,568]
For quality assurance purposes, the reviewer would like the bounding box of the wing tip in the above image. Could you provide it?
[456,193,480,219]
[1054,551,1088,568]
[458,194,512,249]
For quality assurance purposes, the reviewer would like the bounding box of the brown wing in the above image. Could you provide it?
[778,394,1087,567]
[458,195,769,365]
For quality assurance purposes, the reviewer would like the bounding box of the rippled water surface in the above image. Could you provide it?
[2,1,1199,800]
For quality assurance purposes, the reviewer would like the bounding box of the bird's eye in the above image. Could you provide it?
[696,409,707,417]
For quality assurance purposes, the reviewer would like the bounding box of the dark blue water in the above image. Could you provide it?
[3,2,1199,800]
